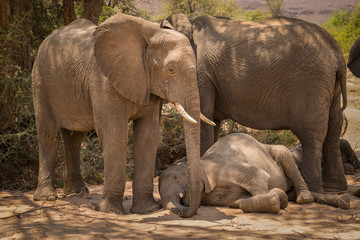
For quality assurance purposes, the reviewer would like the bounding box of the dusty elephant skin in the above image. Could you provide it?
[291,139,360,175]
[166,14,348,193]
[159,133,351,215]
[31,13,202,217]
[348,36,360,78]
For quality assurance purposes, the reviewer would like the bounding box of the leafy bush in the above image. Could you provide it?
[0,15,38,190]
[219,120,299,147]
[156,0,242,19]
[324,4,360,58]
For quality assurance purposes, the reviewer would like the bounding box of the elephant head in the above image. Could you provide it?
[159,158,220,214]
[348,36,360,78]
[92,14,203,217]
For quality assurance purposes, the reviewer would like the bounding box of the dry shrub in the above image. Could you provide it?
[264,0,284,17]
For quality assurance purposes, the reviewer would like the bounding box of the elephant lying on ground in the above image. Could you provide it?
[291,139,360,175]
[159,133,350,214]
[165,14,348,193]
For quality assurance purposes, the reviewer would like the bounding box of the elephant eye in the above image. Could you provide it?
[167,67,177,75]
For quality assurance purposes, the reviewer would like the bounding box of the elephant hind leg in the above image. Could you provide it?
[61,128,87,195]
[33,114,60,201]
[323,88,347,192]
[293,128,327,193]
[229,188,286,214]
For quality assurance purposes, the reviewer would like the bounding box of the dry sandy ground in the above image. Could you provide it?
[0,175,359,240]
[1,74,360,239]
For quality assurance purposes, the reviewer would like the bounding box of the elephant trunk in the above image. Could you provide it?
[160,192,188,215]
[179,71,201,218]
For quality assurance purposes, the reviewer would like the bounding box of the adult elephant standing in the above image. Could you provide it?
[32,13,207,217]
[166,14,348,193]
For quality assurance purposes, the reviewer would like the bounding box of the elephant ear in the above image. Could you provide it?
[200,161,222,193]
[93,14,158,105]
[166,14,193,40]
[160,20,174,30]
[348,36,360,78]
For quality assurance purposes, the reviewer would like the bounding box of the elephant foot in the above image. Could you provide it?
[232,191,281,214]
[63,181,88,195]
[296,190,314,204]
[270,188,288,209]
[337,193,351,210]
[97,198,126,214]
[33,183,58,201]
[343,163,355,175]
[323,177,348,192]
[130,199,161,214]
[312,192,350,210]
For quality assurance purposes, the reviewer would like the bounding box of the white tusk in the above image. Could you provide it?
[174,102,197,124]
[178,192,184,199]
[200,113,216,126]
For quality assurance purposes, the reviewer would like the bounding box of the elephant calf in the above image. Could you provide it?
[159,133,350,215]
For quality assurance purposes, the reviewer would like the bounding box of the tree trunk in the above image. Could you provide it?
[63,0,76,25]
[82,0,103,25]
[0,0,11,30]
[0,0,33,71]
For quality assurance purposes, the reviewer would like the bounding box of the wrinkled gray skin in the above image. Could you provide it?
[32,14,202,217]
[166,14,348,193]
[291,139,360,175]
[159,133,350,215]
[348,36,360,77]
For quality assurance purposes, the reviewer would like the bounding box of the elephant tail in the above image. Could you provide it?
[337,63,347,111]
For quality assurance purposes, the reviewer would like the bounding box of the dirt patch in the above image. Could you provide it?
[1,174,360,239]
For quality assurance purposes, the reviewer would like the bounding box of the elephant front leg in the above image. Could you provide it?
[268,145,313,204]
[130,105,161,214]
[97,120,128,214]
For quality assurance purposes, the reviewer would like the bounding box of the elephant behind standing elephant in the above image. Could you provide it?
[31,13,207,218]
[348,36,360,77]
[159,133,350,215]
[165,14,348,193]
[291,139,360,175]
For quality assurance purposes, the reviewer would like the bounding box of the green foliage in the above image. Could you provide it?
[324,4,360,58]
[99,4,118,24]
[219,120,299,148]
[0,15,38,190]
[74,1,150,24]
[156,104,186,171]
[32,0,63,52]
[80,132,104,184]
[264,0,284,17]
[115,0,151,20]
[233,9,271,21]
[156,0,242,19]
[156,0,271,22]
